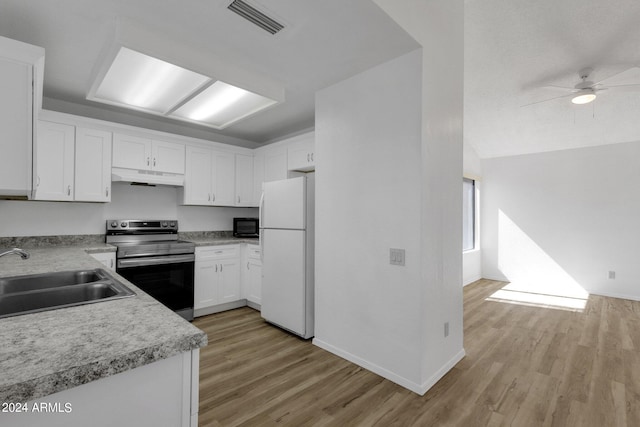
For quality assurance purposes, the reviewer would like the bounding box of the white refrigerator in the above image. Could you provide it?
[260,174,314,339]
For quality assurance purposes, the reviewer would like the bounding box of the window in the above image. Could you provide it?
[463,178,476,251]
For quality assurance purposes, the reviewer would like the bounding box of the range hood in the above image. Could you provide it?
[111,167,184,186]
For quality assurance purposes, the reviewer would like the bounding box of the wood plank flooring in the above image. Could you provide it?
[194,279,640,426]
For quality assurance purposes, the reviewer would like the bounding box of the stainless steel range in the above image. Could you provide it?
[106,220,195,321]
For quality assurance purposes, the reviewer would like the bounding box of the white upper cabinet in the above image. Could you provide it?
[287,133,315,172]
[153,140,185,174]
[74,127,112,202]
[212,151,235,206]
[184,145,213,205]
[234,154,254,207]
[34,121,112,202]
[263,146,288,182]
[0,37,44,197]
[113,134,184,174]
[252,152,265,205]
[34,121,75,201]
[183,146,238,207]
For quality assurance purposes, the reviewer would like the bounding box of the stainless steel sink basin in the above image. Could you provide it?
[0,269,103,294]
[0,269,135,319]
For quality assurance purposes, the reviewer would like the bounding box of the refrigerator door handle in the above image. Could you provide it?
[259,191,265,225]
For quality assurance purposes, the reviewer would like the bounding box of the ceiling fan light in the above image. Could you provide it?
[571,91,596,105]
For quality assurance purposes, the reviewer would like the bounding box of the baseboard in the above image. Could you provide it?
[590,290,640,302]
[418,348,466,394]
[312,338,465,396]
[194,300,247,317]
[463,274,482,286]
[246,300,261,311]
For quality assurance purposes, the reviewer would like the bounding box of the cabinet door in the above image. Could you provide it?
[211,151,235,206]
[219,259,241,304]
[75,128,112,202]
[234,154,254,206]
[287,139,315,172]
[246,259,262,305]
[194,259,218,310]
[34,121,75,201]
[152,140,185,174]
[263,147,288,182]
[252,153,264,206]
[0,55,33,196]
[112,134,151,170]
[184,146,213,205]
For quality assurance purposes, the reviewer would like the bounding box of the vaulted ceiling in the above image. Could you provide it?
[465,0,640,158]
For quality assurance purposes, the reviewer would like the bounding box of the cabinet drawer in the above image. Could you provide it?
[247,245,261,260]
[196,245,239,260]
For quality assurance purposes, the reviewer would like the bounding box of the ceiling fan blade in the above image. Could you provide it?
[604,83,640,93]
[594,66,640,85]
[540,85,575,92]
[520,93,575,107]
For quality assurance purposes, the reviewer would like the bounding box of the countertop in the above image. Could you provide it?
[187,237,260,247]
[0,244,208,402]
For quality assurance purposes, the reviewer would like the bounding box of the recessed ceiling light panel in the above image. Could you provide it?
[171,81,278,129]
[88,46,282,129]
[90,47,210,114]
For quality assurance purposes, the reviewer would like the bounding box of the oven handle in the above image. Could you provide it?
[117,254,195,269]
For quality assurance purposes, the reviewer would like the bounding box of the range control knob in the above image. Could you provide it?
[110,221,118,228]
[120,222,127,228]
[169,221,176,227]
[161,222,168,228]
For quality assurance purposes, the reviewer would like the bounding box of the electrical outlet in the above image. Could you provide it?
[608,271,616,279]
[444,322,449,337]
[390,248,405,266]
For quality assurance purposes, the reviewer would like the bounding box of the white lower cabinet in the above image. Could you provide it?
[244,244,262,307]
[194,245,242,316]
[90,252,116,270]
[194,243,262,317]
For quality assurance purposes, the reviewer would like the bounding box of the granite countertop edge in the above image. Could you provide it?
[2,331,207,402]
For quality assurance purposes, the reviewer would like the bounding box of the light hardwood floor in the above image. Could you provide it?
[194,279,640,426]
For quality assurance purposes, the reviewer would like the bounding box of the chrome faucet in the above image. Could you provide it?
[0,248,30,260]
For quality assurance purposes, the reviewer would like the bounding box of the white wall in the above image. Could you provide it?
[482,140,640,301]
[315,0,464,395]
[463,143,482,285]
[0,183,257,236]
[314,49,425,390]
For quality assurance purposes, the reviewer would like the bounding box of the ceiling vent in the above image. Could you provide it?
[227,0,284,35]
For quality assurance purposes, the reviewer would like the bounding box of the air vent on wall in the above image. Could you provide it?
[227,0,284,35]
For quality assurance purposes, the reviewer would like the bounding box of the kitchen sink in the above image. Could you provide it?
[0,269,135,319]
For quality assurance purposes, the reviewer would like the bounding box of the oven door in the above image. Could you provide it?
[117,254,195,321]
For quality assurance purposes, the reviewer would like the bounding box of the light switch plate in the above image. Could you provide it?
[390,248,405,266]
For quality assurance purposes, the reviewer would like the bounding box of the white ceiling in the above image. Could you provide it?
[465,0,640,158]
[0,0,419,146]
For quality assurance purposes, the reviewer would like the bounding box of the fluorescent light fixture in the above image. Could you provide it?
[571,89,597,105]
[88,46,281,129]
[91,47,210,114]
[171,80,278,128]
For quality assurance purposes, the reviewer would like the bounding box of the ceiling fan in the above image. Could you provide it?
[522,67,640,107]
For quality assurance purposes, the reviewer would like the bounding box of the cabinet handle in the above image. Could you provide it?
[153,158,156,167]
[311,153,314,162]
[215,264,218,272]
[67,185,71,196]
[212,193,216,202]
[307,153,310,162]
[247,261,250,270]
[208,194,211,202]
[147,157,150,166]
[105,187,109,197]
[37,176,40,188]
[237,196,240,204]
[221,264,223,272]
